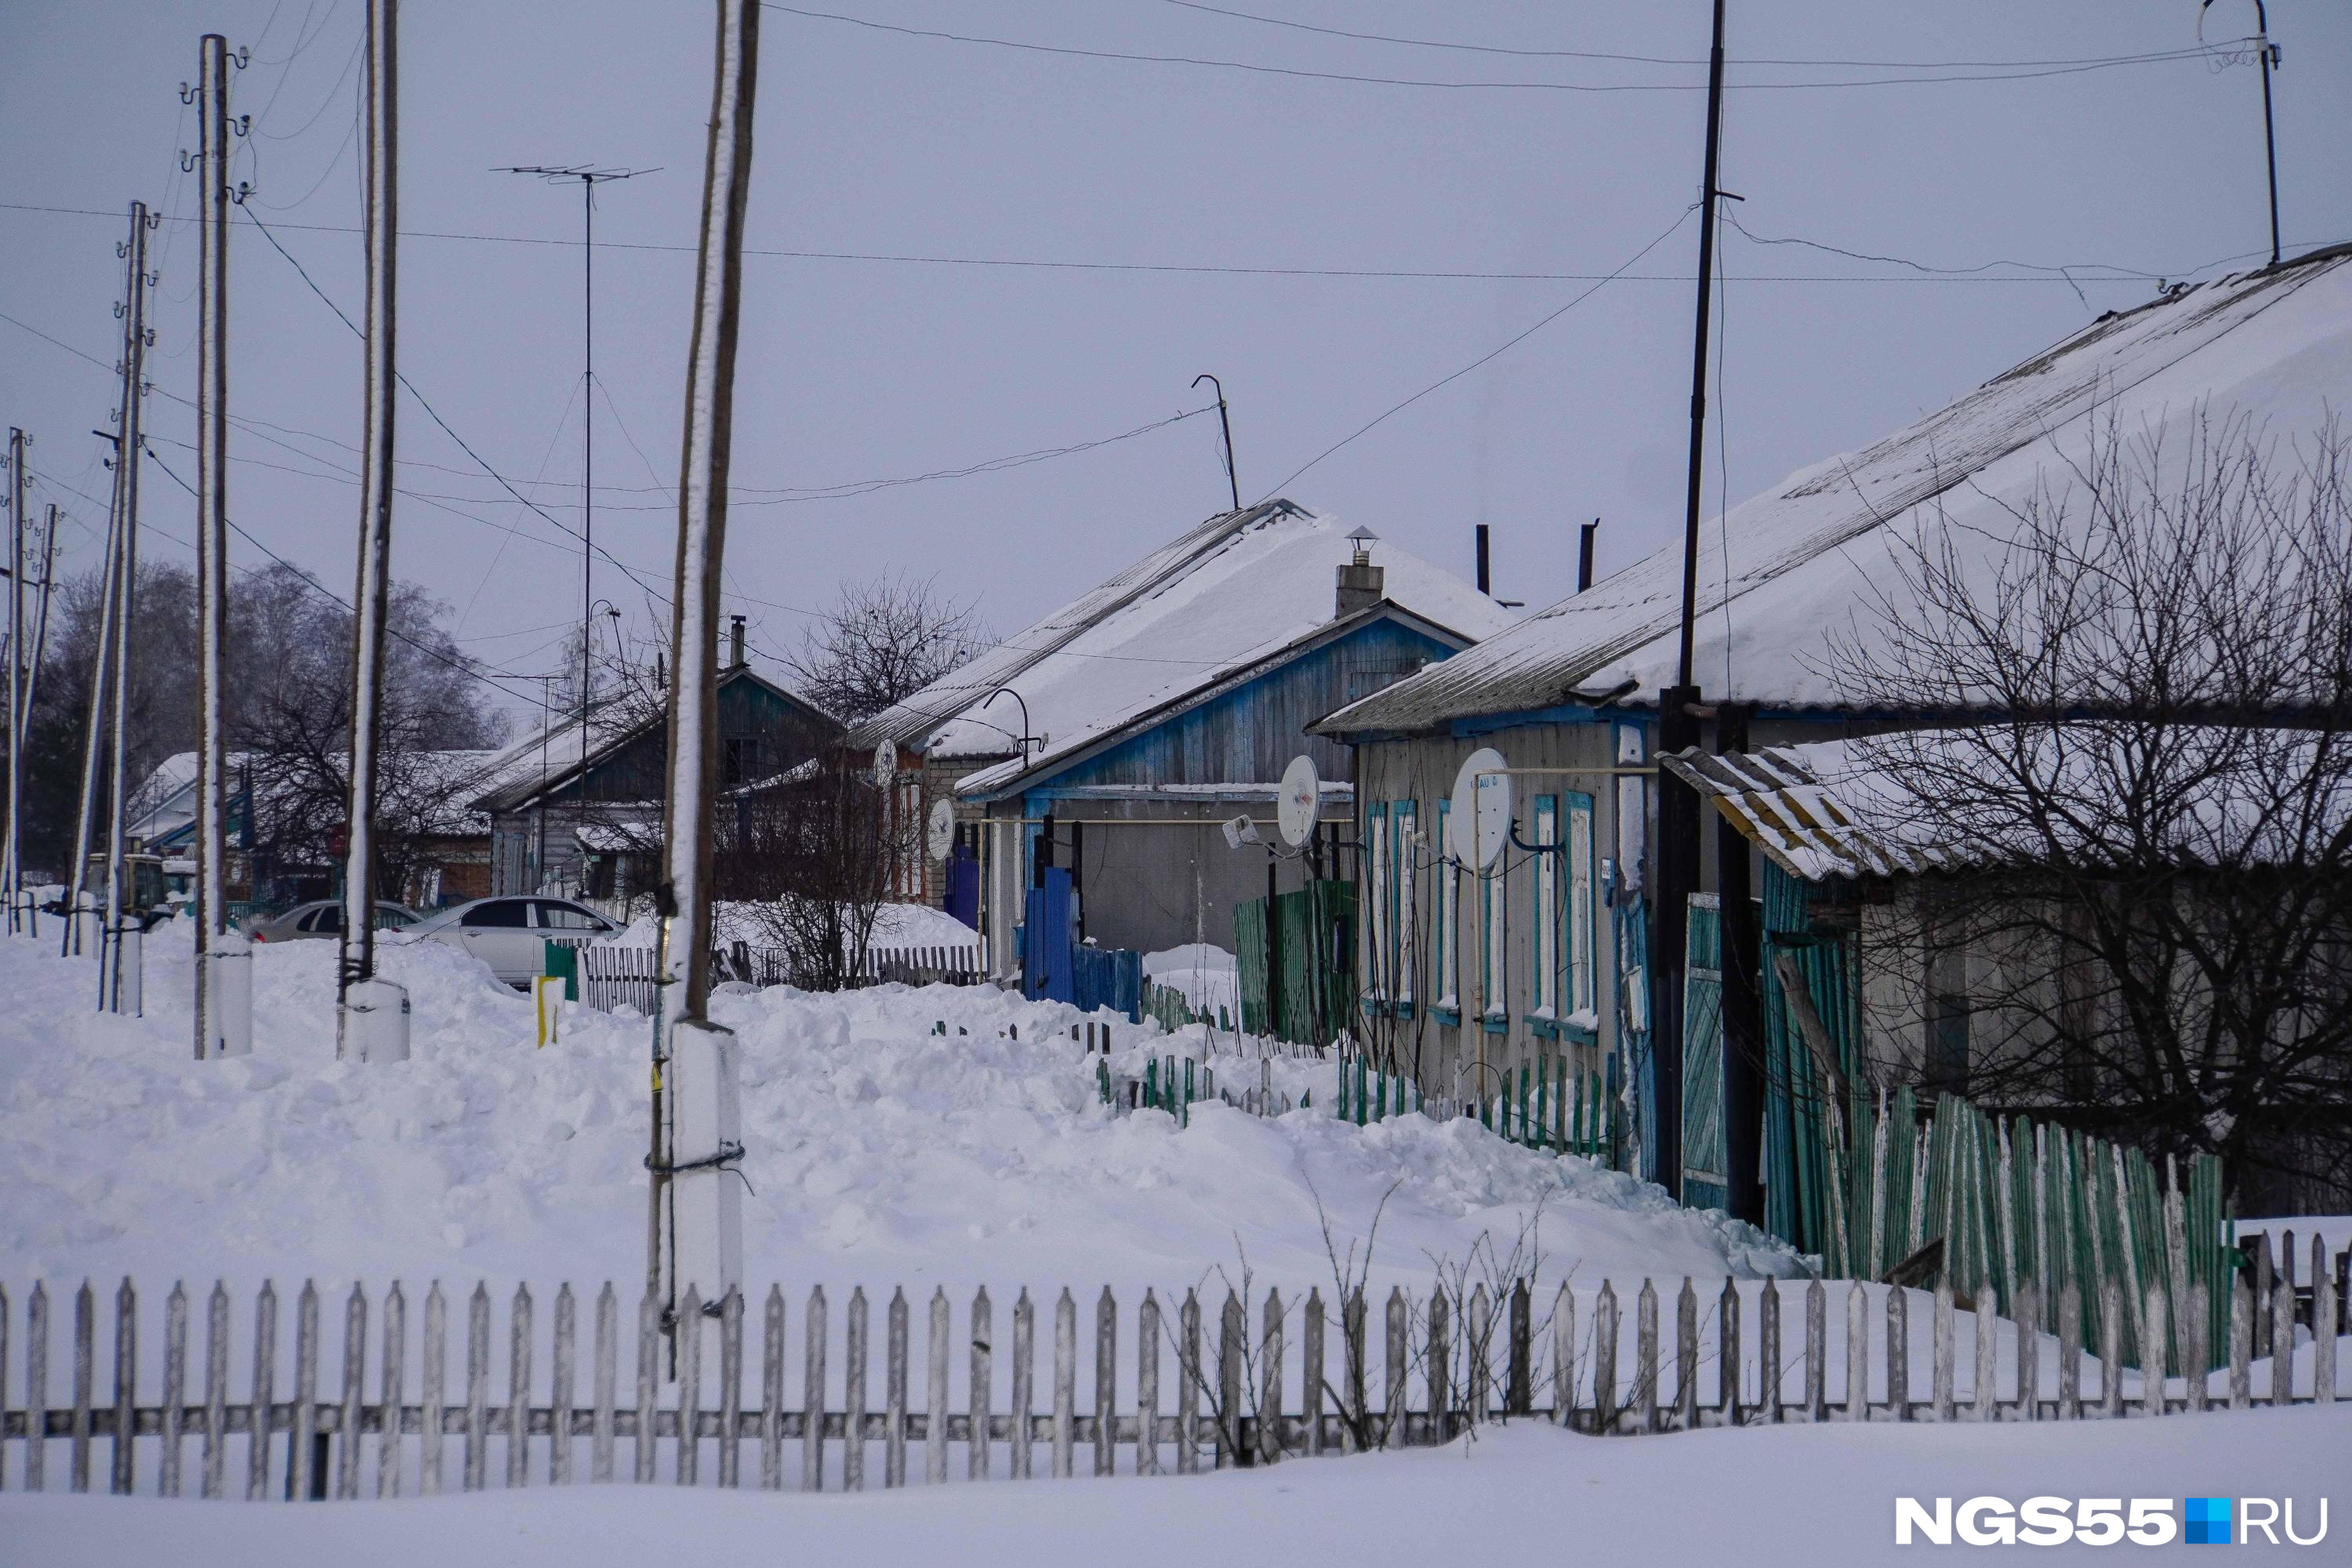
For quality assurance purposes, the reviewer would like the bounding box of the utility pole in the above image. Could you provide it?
[193,32,250,1058]
[101,203,154,1014]
[1653,0,1730,1205]
[64,430,125,963]
[1191,373,1239,512]
[5,426,24,935]
[500,162,654,891]
[2203,0,2283,268]
[652,0,760,1341]
[339,0,403,1060]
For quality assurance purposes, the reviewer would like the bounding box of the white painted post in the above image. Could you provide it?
[346,978,409,1065]
[209,931,252,1057]
[665,1020,742,1307]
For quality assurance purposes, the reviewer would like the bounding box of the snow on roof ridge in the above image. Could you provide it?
[1319,247,2352,735]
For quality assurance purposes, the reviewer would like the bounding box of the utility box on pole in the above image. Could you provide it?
[664,1018,742,1309]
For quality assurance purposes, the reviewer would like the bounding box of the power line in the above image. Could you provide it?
[1156,1,2234,71]
[763,3,2238,93]
[0,201,2178,282]
[1258,205,1698,500]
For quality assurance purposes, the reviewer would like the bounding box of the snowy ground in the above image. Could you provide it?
[0,920,1794,1303]
[4,1406,2345,1566]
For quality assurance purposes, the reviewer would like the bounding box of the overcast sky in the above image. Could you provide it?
[5,2,2347,727]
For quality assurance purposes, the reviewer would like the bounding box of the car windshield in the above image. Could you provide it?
[460,901,532,928]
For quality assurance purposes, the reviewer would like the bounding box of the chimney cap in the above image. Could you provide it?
[1345,524,1380,546]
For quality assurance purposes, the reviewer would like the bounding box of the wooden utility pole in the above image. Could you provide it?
[194,32,241,1058]
[1654,0,1730,1203]
[5,426,24,934]
[338,0,399,1055]
[63,426,125,962]
[652,0,760,1334]
[100,203,154,1014]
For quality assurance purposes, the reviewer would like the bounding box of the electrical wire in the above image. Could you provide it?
[1256,205,1697,501]
[764,3,2238,93]
[1156,1,2234,71]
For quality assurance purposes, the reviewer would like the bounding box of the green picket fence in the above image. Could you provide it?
[1333,1049,1619,1163]
[1825,1084,2231,1372]
[1141,981,1233,1036]
[1234,880,1354,1047]
[1097,1053,1218,1127]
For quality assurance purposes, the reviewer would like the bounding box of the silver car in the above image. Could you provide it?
[401,895,618,985]
[245,898,422,943]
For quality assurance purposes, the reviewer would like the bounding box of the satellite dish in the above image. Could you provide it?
[873,739,895,788]
[1276,755,1319,849]
[926,798,956,862]
[1448,746,1511,871]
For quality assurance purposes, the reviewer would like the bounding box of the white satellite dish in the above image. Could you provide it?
[1448,746,1512,870]
[873,739,895,788]
[1276,754,1319,850]
[926,798,956,862]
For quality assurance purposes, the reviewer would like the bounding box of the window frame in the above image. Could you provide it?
[1564,790,1597,1024]
[1392,799,1417,1009]
[1433,799,1459,1014]
[1531,795,1559,1019]
[1362,801,1389,1002]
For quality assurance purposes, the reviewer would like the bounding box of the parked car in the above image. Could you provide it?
[245,899,423,943]
[399,895,618,986]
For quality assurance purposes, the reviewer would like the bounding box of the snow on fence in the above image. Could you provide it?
[575,940,985,1013]
[2,1259,2344,1501]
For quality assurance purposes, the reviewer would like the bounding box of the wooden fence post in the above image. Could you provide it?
[463,1283,490,1492]
[1010,1289,1035,1481]
[1931,1279,1955,1421]
[160,1283,187,1497]
[1636,1280,1659,1433]
[675,1288,702,1488]
[202,1283,228,1499]
[1177,1290,1200,1475]
[2013,1282,2038,1421]
[110,1279,136,1497]
[1718,1278,1741,1425]
[1381,1288,1405,1450]
[2314,1239,2337,1409]
[811,1286,833,1492]
[377,1283,406,1500]
[1466,1284,1490,1425]
[1508,1279,1531,1417]
[1139,1290,1163,1473]
[588,1285,615,1487]
[2227,1275,2252,1410]
[2270,1281,2296,1406]
[1588,1284,1612,1436]
[1052,1288,1076,1479]
[1097,1287,1119,1476]
[2140,1284,2168,1417]
[505,1285,532,1490]
[340,1284,368,1498]
[2096,1277,2124,1419]
[421,1283,446,1495]
[844,1288,869,1491]
[885,1288,909,1488]
[926,1287,949,1485]
[718,1290,744,1489]
[550,1285,575,1487]
[1216,1291,1243,1468]
[1258,1289,1283,1465]
[1973,1282,1997,1421]
[1759,1279,1782,1425]
[971,1287,993,1481]
[1844,1281,1867,1421]
[1886,1288,1909,1422]
[1804,1280,1826,1422]
[1680,1279,1701,1428]
[1552,1284,1577,1431]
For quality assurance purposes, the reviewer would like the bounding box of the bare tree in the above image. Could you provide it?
[1828,411,2352,1211]
[789,572,985,726]
[714,757,891,989]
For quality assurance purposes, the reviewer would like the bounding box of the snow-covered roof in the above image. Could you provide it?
[855,499,1516,773]
[1321,245,2352,735]
[1664,727,2352,882]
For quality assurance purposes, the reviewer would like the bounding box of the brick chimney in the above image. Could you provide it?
[1335,524,1385,618]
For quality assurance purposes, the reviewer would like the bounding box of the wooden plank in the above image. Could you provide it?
[2183,1283,2208,1415]
[884,1287,908,1488]
[1216,1291,1243,1466]
[339,1284,368,1498]
[591,1285,617,1486]
[1009,1289,1034,1481]
[1759,1279,1782,1425]
[633,1287,659,1484]
[2270,1282,2296,1405]
[506,1285,532,1490]
[1845,1282,1867,1422]
[759,1286,784,1490]
[2097,1277,2124,1419]
[70,1280,92,1494]
[160,1282,187,1497]
[718,1290,743,1489]
[1134,1288,1162,1476]
[1290,1289,1312,1462]
[969,1287,993,1481]
[1381,1288,1405,1450]
[463,1283,490,1491]
[1585,1285,1609,1436]
[292,1280,320,1501]
[202,1281,227,1498]
[1680,1279,1701,1429]
[808,1286,832,1493]
[1096,1287,1118,1476]
[1176,1290,1199,1475]
[925,1287,949,1485]
[1932,1279,1955,1421]
[2014,1283,2039,1421]
[2056,1282,2082,1420]
[1553,1284,1577,1430]
[109,1279,136,1496]
[550,1285,575,1486]
[2314,1240,2337,1408]
[1804,1280,1827,1422]
[677,1287,704,1486]
[378,1283,405,1498]
[1258,1288,1283,1465]
[1886,1287,1909,1423]
[1636,1279,1659,1433]
[419,1283,444,1495]
[24,1283,48,1492]
[844,1287,868,1492]
[1051,1288,1076,1479]
[1507,1279,1531,1417]
[1466,1284,1490,1425]
[2141,1284,2169,1417]
[2227,1276,2252,1410]
[1973,1282,1998,1421]
[1718,1277,1740,1425]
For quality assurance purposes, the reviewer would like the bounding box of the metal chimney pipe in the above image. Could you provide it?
[1475,523,1491,596]
[1578,519,1599,593]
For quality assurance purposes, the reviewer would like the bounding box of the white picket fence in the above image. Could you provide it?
[2,1259,2342,1501]
[573,940,985,1014]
